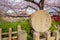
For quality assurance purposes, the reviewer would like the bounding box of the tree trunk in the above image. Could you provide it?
[40,0,44,10]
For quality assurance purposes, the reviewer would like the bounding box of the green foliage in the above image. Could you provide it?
[51,21,59,26]
[49,26,58,32]
[0,19,30,40]
[49,21,59,32]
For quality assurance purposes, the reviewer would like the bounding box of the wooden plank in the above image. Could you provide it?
[50,37,55,40]
[9,28,12,40]
[12,31,17,34]
[33,32,40,40]
[17,25,21,40]
[2,31,17,35]
[2,32,8,35]
[0,28,2,40]
[46,31,51,40]
[55,30,59,40]
[3,37,8,40]
[12,36,17,39]
[3,36,17,40]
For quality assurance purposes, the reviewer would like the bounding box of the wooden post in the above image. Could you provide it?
[0,28,2,40]
[55,30,59,40]
[33,32,40,40]
[17,25,21,32]
[46,31,51,40]
[50,37,55,40]
[18,30,27,40]
[17,25,21,40]
[9,28,12,40]
[17,25,27,40]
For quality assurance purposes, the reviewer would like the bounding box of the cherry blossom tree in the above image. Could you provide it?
[26,0,60,15]
[0,0,60,17]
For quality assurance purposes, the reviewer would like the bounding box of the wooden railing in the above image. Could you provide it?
[0,25,60,40]
[33,30,60,40]
[0,25,27,40]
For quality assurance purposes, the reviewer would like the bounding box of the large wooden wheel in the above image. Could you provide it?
[30,10,51,32]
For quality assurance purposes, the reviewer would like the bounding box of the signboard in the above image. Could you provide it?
[31,10,51,32]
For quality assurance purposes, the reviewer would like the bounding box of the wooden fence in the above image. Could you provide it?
[33,30,60,40]
[0,25,60,40]
[0,25,27,40]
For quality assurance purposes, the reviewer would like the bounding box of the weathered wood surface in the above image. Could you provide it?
[31,10,51,32]
[18,30,27,40]
[9,28,12,40]
[0,28,2,40]
[33,32,40,40]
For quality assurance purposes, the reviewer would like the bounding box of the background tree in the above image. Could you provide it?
[0,0,60,17]
[25,0,60,15]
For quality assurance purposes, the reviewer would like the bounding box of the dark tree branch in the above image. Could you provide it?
[52,8,60,14]
[55,6,60,9]
[26,0,45,10]
[31,1,41,9]
[25,0,41,9]
[25,5,38,11]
